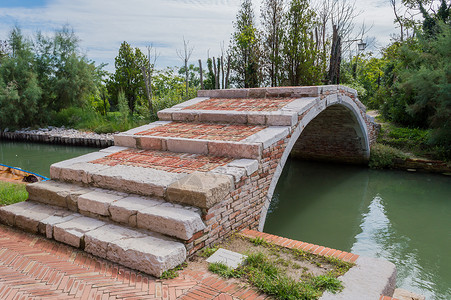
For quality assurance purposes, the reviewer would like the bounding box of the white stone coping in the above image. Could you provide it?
[319,256,397,300]
[206,248,247,269]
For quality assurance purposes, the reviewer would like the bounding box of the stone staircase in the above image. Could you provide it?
[0,87,333,277]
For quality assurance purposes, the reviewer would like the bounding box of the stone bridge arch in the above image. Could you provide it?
[258,93,372,230]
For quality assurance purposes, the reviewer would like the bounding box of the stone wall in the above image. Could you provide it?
[0,128,114,148]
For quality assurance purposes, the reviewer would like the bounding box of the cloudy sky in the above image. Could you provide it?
[0,0,397,72]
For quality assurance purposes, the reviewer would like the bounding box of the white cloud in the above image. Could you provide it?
[0,0,399,72]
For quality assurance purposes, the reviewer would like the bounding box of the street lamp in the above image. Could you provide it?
[357,40,367,52]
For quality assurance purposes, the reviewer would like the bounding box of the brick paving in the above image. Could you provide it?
[184,98,294,112]
[0,224,266,300]
[136,122,265,142]
[90,149,233,174]
[0,224,398,300]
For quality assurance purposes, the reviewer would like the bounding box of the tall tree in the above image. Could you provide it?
[261,0,285,86]
[108,41,146,114]
[282,0,320,85]
[0,27,41,128]
[177,37,194,95]
[229,0,262,88]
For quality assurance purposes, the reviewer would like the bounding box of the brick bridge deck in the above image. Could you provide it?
[0,86,380,280]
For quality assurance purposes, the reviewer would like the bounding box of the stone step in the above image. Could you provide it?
[0,201,186,277]
[26,180,205,240]
[49,146,257,209]
[114,121,290,159]
[157,95,319,126]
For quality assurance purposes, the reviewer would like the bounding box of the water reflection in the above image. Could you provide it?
[264,159,451,299]
[0,141,97,177]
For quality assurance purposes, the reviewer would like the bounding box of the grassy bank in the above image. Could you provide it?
[0,182,28,206]
[369,114,450,169]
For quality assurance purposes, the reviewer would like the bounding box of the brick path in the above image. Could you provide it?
[90,149,233,174]
[136,123,266,142]
[184,98,294,111]
[0,224,265,300]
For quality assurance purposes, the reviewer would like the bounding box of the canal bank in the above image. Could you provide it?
[1,127,114,148]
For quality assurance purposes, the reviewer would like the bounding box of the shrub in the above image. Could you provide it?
[369,143,408,169]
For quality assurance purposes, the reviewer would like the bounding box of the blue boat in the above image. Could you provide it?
[0,163,49,184]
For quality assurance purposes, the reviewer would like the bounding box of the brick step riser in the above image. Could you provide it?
[114,134,262,159]
[26,181,205,241]
[0,201,186,277]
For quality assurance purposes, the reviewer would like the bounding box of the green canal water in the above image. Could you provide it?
[264,159,451,300]
[0,141,97,177]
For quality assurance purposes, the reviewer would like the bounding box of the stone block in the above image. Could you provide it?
[137,205,205,240]
[198,112,247,124]
[210,166,246,183]
[166,138,208,154]
[77,191,125,216]
[50,152,109,180]
[53,217,105,248]
[157,110,173,121]
[292,86,320,97]
[110,196,163,225]
[13,203,61,233]
[139,136,164,150]
[281,97,317,113]
[198,89,248,98]
[0,201,38,227]
[90,164,185,197]
[167,172,231,209]
[247,113,266,125]
[247,88,266,98]
[266,112,297,126]
[99,146,130,154]
[228,159,259,176]
[172,97,209,108]
[84,224,146,259]
[107,235,186,277]
[40,211,80,239]
[113,134,137,148]
[206,248,247,269]
[27,181,70,208]
[243,126,290,149]
[208,141,261,159]
[172,111,198,122]
[393,288,425,300]
[265,87,295,98]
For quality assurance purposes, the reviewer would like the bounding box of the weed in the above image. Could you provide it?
[292,263,301,269]
[199,247,218,258]
[208,262,242,278]
[250,237,267,246]
[160,263,187,279]
[312,275,343,294]
[369,143,408,169]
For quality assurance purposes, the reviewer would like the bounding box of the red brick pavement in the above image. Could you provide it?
[0,224,266,300]
[136,123,266,142]
[184,98,294,112]
[90,149,233,174]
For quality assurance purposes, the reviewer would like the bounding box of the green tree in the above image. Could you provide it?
[261,0,285,86]
[33,25,99,113]
[0,27,42,128]
[282,0,320,86]
[229,0,262,88]
[108,41,146,114]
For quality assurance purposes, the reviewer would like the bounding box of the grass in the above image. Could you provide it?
[0,182,28,206]
[207,238,354,300]
[160,262,187,280]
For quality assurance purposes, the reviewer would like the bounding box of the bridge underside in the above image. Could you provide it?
[291,104,369,164]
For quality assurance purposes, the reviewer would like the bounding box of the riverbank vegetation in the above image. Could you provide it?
[0,182,28,206]
[201,235,353,300]
[0,0,449,160]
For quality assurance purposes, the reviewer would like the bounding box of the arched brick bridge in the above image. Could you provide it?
[0,86,379,277]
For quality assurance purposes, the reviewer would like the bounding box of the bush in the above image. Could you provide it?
[369,143,408,169]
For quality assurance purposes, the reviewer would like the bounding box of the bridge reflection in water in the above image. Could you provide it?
[264,159,451,300]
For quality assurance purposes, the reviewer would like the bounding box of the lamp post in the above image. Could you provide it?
[342,39,367,79]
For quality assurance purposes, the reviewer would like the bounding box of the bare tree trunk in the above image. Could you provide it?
[198,59,204,90]
[327,25,341,84]
[221,55,225,89]
[216,57,220,90]
[225,55,231,89]
[213,57,218,89]
[176,37,194,96]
